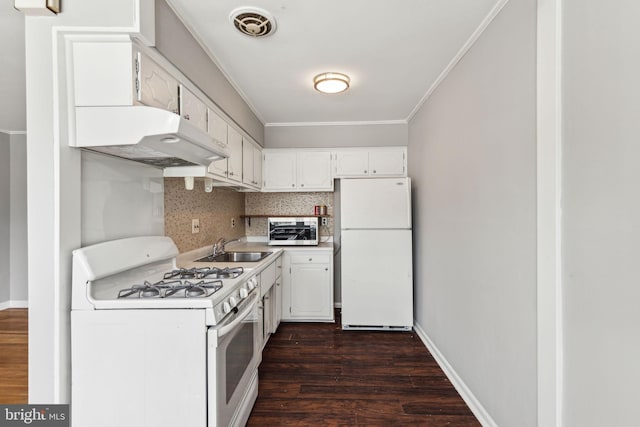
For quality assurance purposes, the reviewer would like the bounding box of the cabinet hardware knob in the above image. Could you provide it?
[230,172,234,176]
[292,184,295,187]
[325,268,329,271]
[308,258,312,261]
[364,170,367,173]
[373,170,376,173]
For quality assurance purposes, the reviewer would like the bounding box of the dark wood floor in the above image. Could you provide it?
[248,311,480,426]
[0,309,28,404]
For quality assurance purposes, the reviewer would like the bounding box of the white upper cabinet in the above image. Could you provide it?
[226,126,243,183]
[263,151,297,191]
[253,145,263,189]
[334,147,406,177]
[135,52,179,113]
[207,109,228,178]
[242,139,262,189]
[334,151,369,177]
[369,148,406,176]
[263,150,333,192]
[178,85,207,133]
[298,151,333,190]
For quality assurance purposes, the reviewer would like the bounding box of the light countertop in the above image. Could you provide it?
[177,240,334,273]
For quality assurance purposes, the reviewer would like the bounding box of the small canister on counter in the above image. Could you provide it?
[319,205,327,215]
[313,205,320,215]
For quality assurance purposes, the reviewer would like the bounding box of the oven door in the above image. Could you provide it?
[208,292,260,427]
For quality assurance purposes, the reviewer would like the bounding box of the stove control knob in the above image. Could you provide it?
[222,301,232,314]
[239,288,249,298]
[246,279,256,291]
[229,296,238,307]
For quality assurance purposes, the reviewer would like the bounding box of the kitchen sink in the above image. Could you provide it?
[195,251,271,263]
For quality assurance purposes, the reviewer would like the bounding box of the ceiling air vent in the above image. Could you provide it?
[230,7,277,37]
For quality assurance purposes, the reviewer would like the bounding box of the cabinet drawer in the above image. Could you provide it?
[290,254,331,264]
[260,262,277,296]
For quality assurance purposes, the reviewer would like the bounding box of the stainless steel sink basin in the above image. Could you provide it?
[195,251,271,263]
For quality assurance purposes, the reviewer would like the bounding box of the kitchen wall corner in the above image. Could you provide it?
[164,178,246,253]
[244,192,334,240]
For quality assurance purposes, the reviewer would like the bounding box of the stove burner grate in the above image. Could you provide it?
[117,279,223,299]
[163,266,244,280]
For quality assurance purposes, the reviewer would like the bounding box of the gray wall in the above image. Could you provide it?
[0,133,10,304]
[408,0,537,425]
[265,123,408,148]
[562,1,640,425]
[155,0,264,145]
[10,133,28,303]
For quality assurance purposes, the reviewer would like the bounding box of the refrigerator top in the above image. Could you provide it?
[340,178,412,230]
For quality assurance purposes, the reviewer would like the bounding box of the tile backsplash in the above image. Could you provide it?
[164,178,245,253]
[164,178,334,252]
[244,192,334,239]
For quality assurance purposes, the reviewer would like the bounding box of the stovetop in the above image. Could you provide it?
[115,267,244,299]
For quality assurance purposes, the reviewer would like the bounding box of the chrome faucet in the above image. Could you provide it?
[212,237,240,257]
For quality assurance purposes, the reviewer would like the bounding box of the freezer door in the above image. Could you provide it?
[341,229,413,329]
[340,178,411,229]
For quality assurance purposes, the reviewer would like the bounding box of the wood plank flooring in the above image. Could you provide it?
[248,311,480,426]
[0,309,28,404]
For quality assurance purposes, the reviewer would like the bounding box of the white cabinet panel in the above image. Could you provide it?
[263,150,333,192]
[369,149,406,176]
[253,146,263,189]
[282,251,333,322]
[227,127,243,183]
[298,151,333,190]
[136,52,179,113]
[179,86,207,133]
[243,141,254,186]
[335,151,369,177]
[263,151,297,190]
[334,148,406,178]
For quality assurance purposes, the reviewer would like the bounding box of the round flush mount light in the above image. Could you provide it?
[313,72,350,94]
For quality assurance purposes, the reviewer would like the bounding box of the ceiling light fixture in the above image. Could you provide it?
[313,72,350,94]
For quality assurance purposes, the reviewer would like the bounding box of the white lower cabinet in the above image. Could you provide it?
[259,254,282,348]
[282,251,334,322]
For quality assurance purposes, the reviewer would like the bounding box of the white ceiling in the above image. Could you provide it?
[167,0,505,126]
[0,2,26,132]
[1,1,506,132]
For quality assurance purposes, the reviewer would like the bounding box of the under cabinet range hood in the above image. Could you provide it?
[72,106,229,168]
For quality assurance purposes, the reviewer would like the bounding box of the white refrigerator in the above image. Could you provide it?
[339,177,413,330]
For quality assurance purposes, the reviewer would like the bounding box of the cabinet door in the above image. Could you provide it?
[263,151,297,190]
[290,263,332,318]
[274,278,282,331]
[179,86,207,132]
[253,146,263,188]
[369,148,406,176]
[242,141,254,186]
[207,109,227,145]
[334,151,369,177]
[298,151,333,190]
[207,110,228,178]
[262,292,272,347]
[136,53,179,113]
[227,127,243,183]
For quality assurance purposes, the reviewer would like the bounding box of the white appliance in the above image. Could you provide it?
[267,217,319,246]
[71,236,261,427]
[340,178,413,330]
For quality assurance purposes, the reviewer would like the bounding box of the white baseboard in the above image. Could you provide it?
[0,300,28,310]
[413,322,498,427]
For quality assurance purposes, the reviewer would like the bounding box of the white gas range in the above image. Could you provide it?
[71,236,263,427]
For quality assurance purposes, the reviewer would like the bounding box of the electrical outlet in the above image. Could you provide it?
[321,217,328,226]
[192,219,200,234]
[231,217,236,228]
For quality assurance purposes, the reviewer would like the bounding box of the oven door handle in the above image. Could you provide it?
[217,293,257,338]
